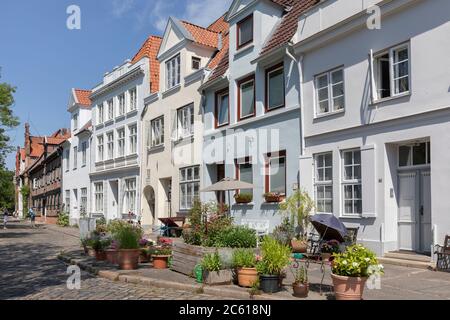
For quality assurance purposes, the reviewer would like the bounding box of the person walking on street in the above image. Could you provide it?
[3,208,9,230]
[29,207,36,228]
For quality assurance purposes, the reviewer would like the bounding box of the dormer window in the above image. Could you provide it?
[192,57,201,70]
[166,54,181,90]
[237,14,253,50]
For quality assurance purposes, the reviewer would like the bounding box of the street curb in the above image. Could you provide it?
[57,253,292,300]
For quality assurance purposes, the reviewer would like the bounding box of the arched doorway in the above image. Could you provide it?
[143,185,156,224]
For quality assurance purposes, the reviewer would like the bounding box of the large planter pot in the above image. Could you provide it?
[105,249,118,265]
[260,275,282,293]
[237,268,258,288]
[118,249,141,270]
[203,270,233,285]
[331,273,368,300]
[153,255,170,269]
[293,283,309,298]
[95,250,107,261]
[291,240,308,253]
[87,247,96,258]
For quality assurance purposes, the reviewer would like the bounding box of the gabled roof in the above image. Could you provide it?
[260,0,319,56]
[181,21,220,49]
[207,13,229,34]
[73,89,92,107]
[131,36,163,94]
[203,36,230,87]
[75,120,93,136]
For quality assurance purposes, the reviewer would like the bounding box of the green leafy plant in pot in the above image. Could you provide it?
[113,223,143,270]
[331,244,384,300]
[290,265,309,298]
[201,250,232,285]
[232,249,258,288]
[279,189,315,253]
[256,236,291,293]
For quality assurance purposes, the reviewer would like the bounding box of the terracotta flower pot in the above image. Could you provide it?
[139,249,150,264]
[118,249,141,270]
[264,194,283,203]
[293,282,309,298]
[331,273,368,300]
[153,255,170,269]
[237,268,258,288]
[291,240,308,253]
[87,248,96,258]
[95,250,107,261]
[105,249,118,265]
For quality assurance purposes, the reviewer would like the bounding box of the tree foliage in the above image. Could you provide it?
[0,168,15,210]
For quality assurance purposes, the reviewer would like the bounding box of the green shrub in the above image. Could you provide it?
[114,223,143,250]
[232,249,257,268]
[256,236,291,276]
[215,226,257,248]
[332,244,384,277]
[201,251,222,272]
[57,212,70,227]
[91,238,111,252]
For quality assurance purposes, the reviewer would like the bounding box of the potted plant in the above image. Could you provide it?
[139,238,154,263]
[201,250,233,285]
[264,192,284,203]
[331,244,384,300]
[291,265,309,298]
[279,190,315,253]
[234,193,253,204]
[256,236,291,293]
[114,223,143,270]
[149,246,172,269]
[81,238,90,255]
[92,237,111,261]
[105,240,119,265]
[232,249,258,288]
[320,240,340,261]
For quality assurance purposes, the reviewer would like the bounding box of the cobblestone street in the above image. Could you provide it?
[0,222,223,300]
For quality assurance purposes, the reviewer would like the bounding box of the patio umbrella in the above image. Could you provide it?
[310,214,348,242]
[200,177,254,215]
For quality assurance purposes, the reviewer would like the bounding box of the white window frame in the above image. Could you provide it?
[97,135,104,162]
[314,153,333,214]
[107,99,114,120]
[81,141,87,167]
[106,131,114,160]
[266,153,286,196]
[179,166,200,211]
[94,182,104,213]
[117,128,126,157]
[341,149,362,217]
[97,103,104,124]
[118,93,126,116]
[192,57,201,70]
[314,67,345,116]
[177,104,194,139]
[372,43,410,102]
[239,77,255,120]
[266,65,285,111]
[398,141,431,169]
[80,188,88,215]
[166,54,181,90]
[73,146,78,170]
[151,116,164,147]
[129,88,137,112]
[123,178,137,214]
[128,124,137,155]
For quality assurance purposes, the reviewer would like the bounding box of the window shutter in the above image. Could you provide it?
[369,49,376,103]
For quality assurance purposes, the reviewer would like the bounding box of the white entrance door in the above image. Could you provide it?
[398,171,432,253]
[398,172,417,251]
[420,171,432,253]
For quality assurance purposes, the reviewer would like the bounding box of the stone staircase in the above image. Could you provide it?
[378,251,435,270]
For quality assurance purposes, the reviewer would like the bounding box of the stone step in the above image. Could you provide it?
[378,257,435,270]
[384,252,432,263]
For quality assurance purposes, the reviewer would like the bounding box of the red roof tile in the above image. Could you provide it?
[74,89,92,106]
[181,21,220,49]
[207,13,229,34]
[261,0,319,56]
[131,36,163,94]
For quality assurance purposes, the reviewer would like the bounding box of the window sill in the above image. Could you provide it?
[104,159,114,164]
[234,43,254,57]
[370,92,411,105]
[116,156,126,161]
[173,135,194,144]
[314,109,345,120]
[116,114,126,121]
[148,144,165,152]
[162,84,181,96]
[127,109,138,117]
[233,202,255,206]
[104,119,114,126]
[126,153,138,159]
[340,214,363,219]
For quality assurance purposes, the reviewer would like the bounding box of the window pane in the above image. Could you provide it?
[318,87,329,101]
[344,200,353,214]
[344,152,353,165]
[241,81,254,117]
[325,153,332,166]
[413,143,427,166]
[395,48,408,63]
[268,68,284,109]
[325,168,332,181]
[319,101,329,114]
[270,157,286,194]
[399,146,411,167]
[324,200,333,213]
[396,76,409,94]
[354,151,361,164]
[317,74,328,88]
[333,96,345,111]
[354,200,362,214]
[239,17,252,46]
[344,185,353,199]
[331,70,343,84]
[218,94,229,125]
[354,184,362,199]
[354,165,361,180]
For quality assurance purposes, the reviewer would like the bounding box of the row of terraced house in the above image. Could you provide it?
[14,0,450,256]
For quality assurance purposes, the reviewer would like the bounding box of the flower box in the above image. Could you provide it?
[264,193,284,203]
[203,270,233,285]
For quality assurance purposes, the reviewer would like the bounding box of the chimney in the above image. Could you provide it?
[24,123,31,157]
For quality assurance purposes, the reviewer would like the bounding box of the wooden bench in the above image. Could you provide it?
[435,235,450,272]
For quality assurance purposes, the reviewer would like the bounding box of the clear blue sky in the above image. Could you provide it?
[0,0,232,170]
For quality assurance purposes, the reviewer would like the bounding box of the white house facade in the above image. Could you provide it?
[295,0,450,256]
[62,89,92,225]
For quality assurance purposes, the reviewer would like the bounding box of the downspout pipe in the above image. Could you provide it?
[286,47,305,157]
